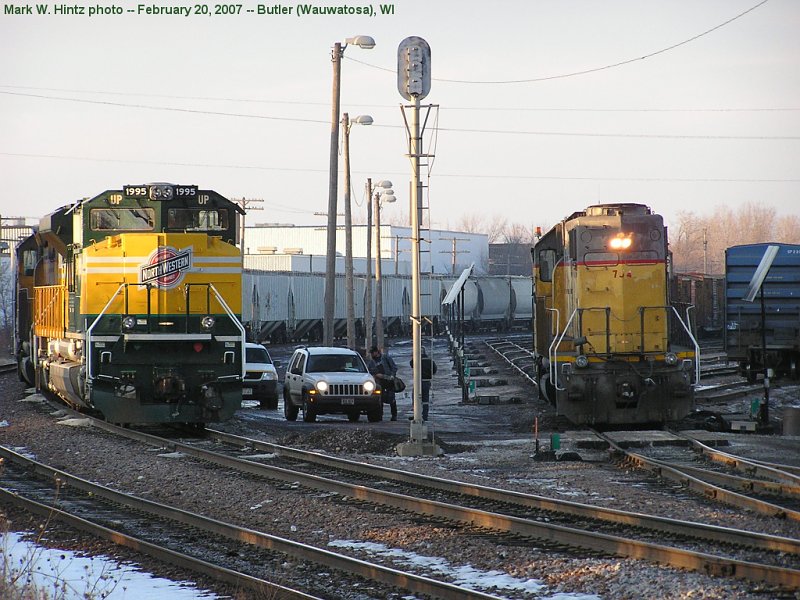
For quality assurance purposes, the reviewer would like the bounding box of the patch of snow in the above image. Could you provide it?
[328,539,600,599]
[1,532,220,599]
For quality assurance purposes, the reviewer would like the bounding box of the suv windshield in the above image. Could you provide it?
[246,347,272,363]
[306,354,366,373]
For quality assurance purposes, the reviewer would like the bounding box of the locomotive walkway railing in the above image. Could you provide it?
[33,284,67,339]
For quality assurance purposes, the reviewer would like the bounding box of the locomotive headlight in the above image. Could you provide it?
[121,315,136,331]
[665,352,679,366]
[200,315,216,330]
[315,381,329,393]
[364,380,376,393]
[609,233,632,250]
[575,355,590,369]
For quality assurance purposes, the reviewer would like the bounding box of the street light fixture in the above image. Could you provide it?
[323,35,376,347]
[342,113,373,349]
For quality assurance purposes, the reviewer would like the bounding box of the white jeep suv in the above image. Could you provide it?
[283,347,382,423]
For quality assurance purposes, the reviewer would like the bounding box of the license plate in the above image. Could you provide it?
[242,388,253,396]
[341,398,355,405]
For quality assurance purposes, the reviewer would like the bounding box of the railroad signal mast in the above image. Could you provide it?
[396,36,440,457]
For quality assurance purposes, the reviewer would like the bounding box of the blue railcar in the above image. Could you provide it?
[724,243,800,380]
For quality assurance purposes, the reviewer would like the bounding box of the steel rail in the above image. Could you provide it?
[29,405,800,587]
[0,481,320,600]
[84,419,800,586]
[91,417,800,560]
[205,428,800,554]
[0,447,505,600]
[33,404,800,559]
[484,339,538,386]
[597,433,800,522]
[675,431,800,485]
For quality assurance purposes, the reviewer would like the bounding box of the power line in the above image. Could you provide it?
[2,91,796,140]
[346,0,771,84]
[1,84,796,112]
[2,151,798,184]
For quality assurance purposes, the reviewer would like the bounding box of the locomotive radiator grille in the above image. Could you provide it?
[326,383,365,396]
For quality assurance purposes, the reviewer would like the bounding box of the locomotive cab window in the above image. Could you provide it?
[537,248,557,282]
[167,208,228,231]
[22,249,37,276]
[90,208,155,231]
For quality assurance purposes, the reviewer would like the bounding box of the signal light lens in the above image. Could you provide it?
[193,342,204,353]
[201,315,216,331]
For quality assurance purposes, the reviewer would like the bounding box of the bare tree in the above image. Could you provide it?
[775,215,800,243]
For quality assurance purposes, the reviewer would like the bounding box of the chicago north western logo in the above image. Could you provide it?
[140,246,193,288]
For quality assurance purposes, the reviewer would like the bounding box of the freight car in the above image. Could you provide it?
[531,203,698,425]
[15,183,246,425]
[242,272,532,343]
[724,243,800,381]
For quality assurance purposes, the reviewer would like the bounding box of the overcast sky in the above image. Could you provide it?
[1,0,798,235]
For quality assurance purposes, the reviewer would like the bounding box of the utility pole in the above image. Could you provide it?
[342,113,356,349]
[440,237,470,275]
[234,198,264,259]
[365,179,374,352]
[374,190,385,350]
[365,178,394,352]
[703,228,708,275]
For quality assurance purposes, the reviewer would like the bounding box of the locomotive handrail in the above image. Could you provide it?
[86,283,126,382]
[549,308,577,391]
[209,283,246,379]
[670,305,701,384]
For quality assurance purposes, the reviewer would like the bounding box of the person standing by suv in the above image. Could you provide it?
[367,346,398,421]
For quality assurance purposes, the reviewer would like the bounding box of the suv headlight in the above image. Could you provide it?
[364,380,376,393]
[315,381,329,393]
[261,371,276,381]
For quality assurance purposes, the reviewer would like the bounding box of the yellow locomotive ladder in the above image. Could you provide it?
[33,284,68,339]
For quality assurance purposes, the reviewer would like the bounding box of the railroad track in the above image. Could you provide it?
[54,413,800,591]
[595,430,800,521]
[483,338,537,387]
[0,445,506,600]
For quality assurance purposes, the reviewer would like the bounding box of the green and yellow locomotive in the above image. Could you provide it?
[532,203,698,425]
[15,183,246,425]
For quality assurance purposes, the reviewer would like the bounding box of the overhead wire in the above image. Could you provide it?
[2,151,798,184]
[346,0,771,84]
[1,91,795,140]
[1,84,796,112]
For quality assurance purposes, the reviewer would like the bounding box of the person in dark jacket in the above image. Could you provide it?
[367,345,398,421]
[409,347,437,421]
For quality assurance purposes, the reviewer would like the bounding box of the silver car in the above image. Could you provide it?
[283,347,382,423]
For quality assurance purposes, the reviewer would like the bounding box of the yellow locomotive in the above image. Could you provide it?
[532,203,698,425]
[15,183,246,425]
